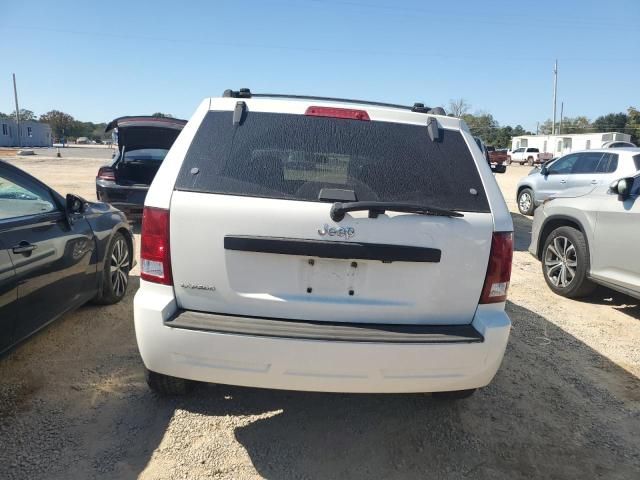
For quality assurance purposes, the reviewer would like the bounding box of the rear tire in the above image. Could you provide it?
[527,156,534,166]
[505,156,512,165]
[541,226,597,298]
[517,188,535,216]
[145,368,194,395]
[432,389,476,400]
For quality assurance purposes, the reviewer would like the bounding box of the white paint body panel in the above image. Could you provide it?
[135,282,510,393]
[170,192,493,325]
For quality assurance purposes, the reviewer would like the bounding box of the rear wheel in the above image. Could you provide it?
[517,188,535,216]
[505,156,512,165]
[542,226,596,298]
[527,156,534,166]
[432,389,476,400]
[145,368,194,395]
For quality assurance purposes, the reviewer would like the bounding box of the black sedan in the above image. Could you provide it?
[1,160,134,355]
[96,116,187,219]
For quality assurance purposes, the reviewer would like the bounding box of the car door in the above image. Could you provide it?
[590,174,640,295]
[512,147,524,163]
[0,238,18,353]
[535,153,579,203]
[0,165,97,343]
[568,152,616,189]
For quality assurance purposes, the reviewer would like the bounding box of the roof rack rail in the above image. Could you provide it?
[221,89,447,115]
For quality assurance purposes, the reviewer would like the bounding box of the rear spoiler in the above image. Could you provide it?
[105,116,187,132]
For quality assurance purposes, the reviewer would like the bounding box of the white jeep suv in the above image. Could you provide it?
[134,90,514,398]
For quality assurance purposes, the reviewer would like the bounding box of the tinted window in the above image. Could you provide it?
[0,168,57,220]
[123,148,169,162]
[632,175,640,196]
[570,152,604,174]
[633,154,640,171]
[548,154,578,174]
[176,111,490,212]
[595,153,618,173]
[527,148,539,153]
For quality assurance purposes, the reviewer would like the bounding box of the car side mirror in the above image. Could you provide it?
[609,177,633,200]
[540,165,548,175]
[491,164,506,174]
[66,193,86,219]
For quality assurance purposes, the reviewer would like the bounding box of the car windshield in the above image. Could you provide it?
[122,148,169,162]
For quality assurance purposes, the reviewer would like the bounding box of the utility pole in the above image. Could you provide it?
[12,73,21,148]
[559,102,564,135]
[552,60,558,135]
[536,122,539,135]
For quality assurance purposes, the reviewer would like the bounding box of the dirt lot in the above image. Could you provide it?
[1,150,639,480]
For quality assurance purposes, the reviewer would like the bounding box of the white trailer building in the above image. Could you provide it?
[511,132,633,156]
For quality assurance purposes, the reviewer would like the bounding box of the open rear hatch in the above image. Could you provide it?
[106,116,186,186]
[167,108,496,326]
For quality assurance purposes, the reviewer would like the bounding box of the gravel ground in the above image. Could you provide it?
[0,152,639,479]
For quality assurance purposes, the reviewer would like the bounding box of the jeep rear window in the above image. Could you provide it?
[175,111,490,212]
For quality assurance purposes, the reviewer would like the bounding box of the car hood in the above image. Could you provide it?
[106,116,187,151]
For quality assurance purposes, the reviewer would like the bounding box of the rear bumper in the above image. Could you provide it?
[96,180,148,218]
[134,282,511,393]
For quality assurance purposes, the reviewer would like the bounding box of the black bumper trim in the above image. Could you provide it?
[224,235,441,263]
[165,310,483,344]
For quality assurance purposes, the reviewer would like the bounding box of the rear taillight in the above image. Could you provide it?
[97,166,116,181]
[479,232,513,304]
[140,207,172,285]
[305,106,370,121]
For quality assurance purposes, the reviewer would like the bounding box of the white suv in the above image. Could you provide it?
[134,90,514,399]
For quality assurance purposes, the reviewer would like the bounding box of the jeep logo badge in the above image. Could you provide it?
[318,224,355,239]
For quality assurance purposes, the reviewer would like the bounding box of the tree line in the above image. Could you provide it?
[448,99,640,148]
[0,109,173,142]
[3,103,638,148]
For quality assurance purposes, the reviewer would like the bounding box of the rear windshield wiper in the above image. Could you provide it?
[330,201,464,222]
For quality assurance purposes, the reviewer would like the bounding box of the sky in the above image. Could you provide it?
[1,0,638,132]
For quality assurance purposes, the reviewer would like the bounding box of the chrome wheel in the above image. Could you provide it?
[110,238,129,297]
[518,191,532,213]
[544,236,577,288]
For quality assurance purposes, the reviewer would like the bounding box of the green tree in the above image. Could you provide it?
[592,112,628,133]
[461,112,499,140]
[11,109,36,122]
[151,112,173,118]
[0,112,9,119]
[559,116,591,134]
[39,110,76,139]
[625,107,640,144]
[538,119,553,135]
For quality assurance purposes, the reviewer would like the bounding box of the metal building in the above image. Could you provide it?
[0,119,52,147]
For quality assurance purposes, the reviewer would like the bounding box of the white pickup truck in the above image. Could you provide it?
[507,147,553,166]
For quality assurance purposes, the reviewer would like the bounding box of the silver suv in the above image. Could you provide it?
[516,148,640,215]
[529,173,640,299]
